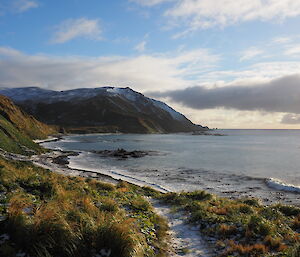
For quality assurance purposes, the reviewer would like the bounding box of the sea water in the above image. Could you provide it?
[43,130,300,206]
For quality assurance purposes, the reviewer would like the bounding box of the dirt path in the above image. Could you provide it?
[151,200,214,257]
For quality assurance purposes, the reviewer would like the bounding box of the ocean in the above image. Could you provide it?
[43,130,300,206]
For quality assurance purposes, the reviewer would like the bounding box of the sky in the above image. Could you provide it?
[1,0,300,129]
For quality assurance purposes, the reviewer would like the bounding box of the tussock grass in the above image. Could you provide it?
[159,191,300,256]
[0,157,168,257]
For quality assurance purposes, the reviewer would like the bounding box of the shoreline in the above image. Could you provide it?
[2,136,300,256]
[30,150,119,185]
[36,135,300,206]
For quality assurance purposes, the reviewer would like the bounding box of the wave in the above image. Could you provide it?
[265,178,300,193]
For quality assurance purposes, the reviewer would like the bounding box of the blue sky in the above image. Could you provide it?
[1,0,300,128]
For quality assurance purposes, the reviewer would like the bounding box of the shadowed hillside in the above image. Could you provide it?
[0,87,207,134]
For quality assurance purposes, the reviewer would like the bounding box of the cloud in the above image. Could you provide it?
[281,114,300,124]
[133,0,300,31]
[130,0,173,6]
[285,45,300,56]
[149,74,300,115]
[135,40,147,52]
[239,47,264,61]
[272,37,292,44]
[199,61,300,85]
[0,0,38,14]
[50,18,102,44]
[0,47,23,57]
[13,0,38,13]
[0,46,219,92]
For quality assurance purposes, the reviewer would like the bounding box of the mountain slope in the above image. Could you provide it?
[0,87,207,133]
[0,95,55,154]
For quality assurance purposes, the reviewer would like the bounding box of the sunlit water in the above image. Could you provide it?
[44,130,300,205]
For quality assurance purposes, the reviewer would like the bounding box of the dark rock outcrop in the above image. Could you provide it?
[92,148,155,159]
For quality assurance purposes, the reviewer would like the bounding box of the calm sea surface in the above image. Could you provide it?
[44,130,300,205]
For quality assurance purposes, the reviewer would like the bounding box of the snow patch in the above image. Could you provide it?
[151,99,185,121]
[107,87,137,101]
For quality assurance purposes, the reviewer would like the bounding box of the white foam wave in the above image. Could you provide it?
[265,178,300,193]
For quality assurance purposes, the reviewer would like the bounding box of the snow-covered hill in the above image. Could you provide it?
[0,86,206,133]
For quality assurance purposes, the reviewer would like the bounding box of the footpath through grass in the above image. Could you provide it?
[158,191,300,256]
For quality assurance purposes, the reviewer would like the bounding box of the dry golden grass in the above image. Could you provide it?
[0,157,169,257]
[224,240,268,256]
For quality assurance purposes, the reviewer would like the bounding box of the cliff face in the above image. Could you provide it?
[0,95,55,154]
[0,87,207,134]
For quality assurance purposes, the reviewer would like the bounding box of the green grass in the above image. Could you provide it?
[0,157,168,257]
[158,191,300,257]
[0,115,44,155]
[0,94,56,155]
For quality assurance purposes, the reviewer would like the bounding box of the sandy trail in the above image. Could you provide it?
[151,200,214,257]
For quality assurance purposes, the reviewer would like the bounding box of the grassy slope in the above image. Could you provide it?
[0,115,43,154]
[0,95,56,154]
[0,95,55,140]
[159,191,300,256]
[0,157,168,257]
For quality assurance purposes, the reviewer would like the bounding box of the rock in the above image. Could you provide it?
[92,148,151,159]
[192,131,226,136]
[52,156,69,165]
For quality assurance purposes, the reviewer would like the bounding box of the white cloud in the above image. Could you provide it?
[167,0,300,28]
[0,0,39,14]
[135,40,147,52]
[281,113,300,124]
[130,0,173,6]
[272,36,292,44]
[50,18,102,44]
[239,47,264,61]
[284,45,300,56]
[0,46,219,92]
[0,47,23,57]
[13,0,38,13]
[197,61,300,86]
[133,0,300,31]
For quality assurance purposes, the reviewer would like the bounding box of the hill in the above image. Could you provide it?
[0,94,55,154]
[0,87,207,133]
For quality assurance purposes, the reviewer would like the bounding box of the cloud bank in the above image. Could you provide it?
[149,74,300,118]
[0,46,218,92]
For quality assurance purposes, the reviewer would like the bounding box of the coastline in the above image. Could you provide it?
[31,150,119,185]
[1,137,216,256]
[2,136,300,256]
[35,135,300,206]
